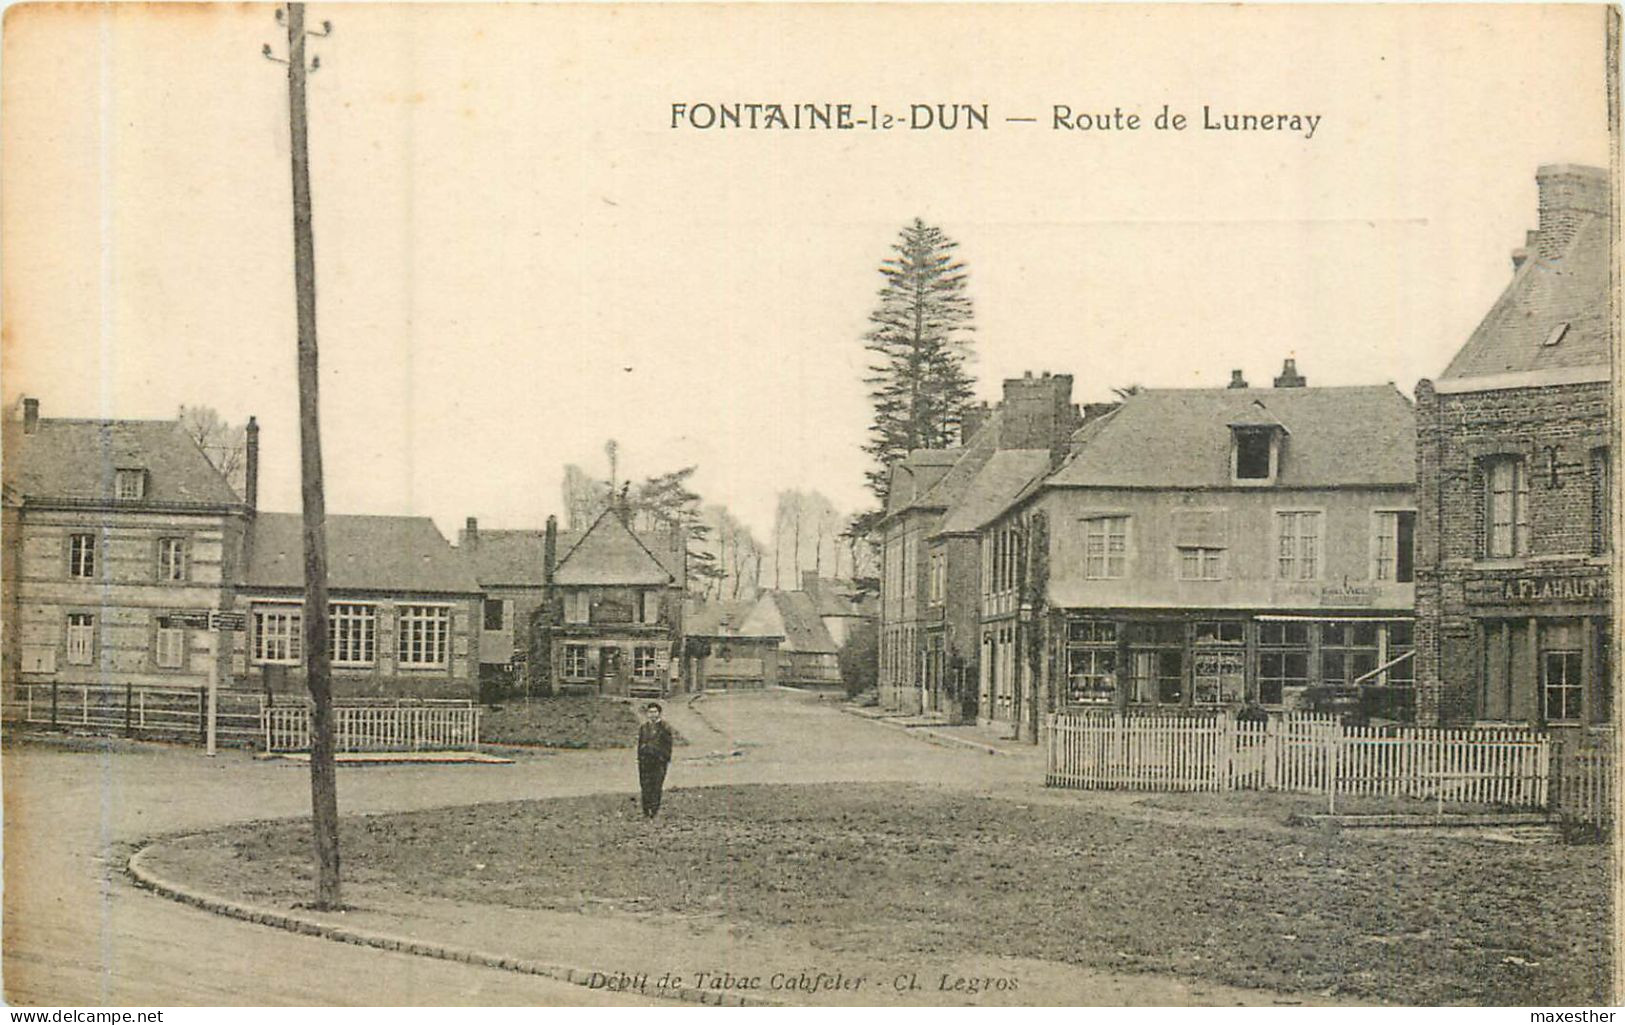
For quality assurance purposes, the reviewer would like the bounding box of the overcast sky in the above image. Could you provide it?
[2,4,1613,542]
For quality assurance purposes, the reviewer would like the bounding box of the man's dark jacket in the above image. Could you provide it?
[638,720,673,763]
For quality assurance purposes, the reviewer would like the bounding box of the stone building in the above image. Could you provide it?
[1414,164,1614,730]
[977,368,1418,741]
[3,399,251,692]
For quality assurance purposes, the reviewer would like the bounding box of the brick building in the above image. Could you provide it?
[1414,164,1615,730]
[876,372,1083,716]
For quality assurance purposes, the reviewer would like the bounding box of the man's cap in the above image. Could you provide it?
[646,702,663,712]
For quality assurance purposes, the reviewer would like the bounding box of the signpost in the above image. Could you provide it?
[175,609,247,755]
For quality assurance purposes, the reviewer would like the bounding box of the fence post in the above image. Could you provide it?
[1328,728,1341,815]
[124,682,133,738]
[1218,714,1234,791]
[50,681,58,728]
[198,687,207,745]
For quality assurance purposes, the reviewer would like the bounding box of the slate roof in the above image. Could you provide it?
[1443,190,1611,379]
[552,509,677,587]
[684,598,785,640]
[801,576,861,618]
[458,528,580,587]
[934,449,1053,536]
[7,418,241,506]
[767,590,838,654]
[1045,386,1415,489]
[245,512,481,593]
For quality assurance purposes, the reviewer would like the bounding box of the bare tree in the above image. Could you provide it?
[178,406,248,498]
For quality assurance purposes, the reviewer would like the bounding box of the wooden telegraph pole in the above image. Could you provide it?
[270,1,340,909]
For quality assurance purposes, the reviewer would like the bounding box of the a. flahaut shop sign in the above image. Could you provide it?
[1467,573,1610,605]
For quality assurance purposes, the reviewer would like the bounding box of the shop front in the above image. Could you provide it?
[1462,570,1611,729]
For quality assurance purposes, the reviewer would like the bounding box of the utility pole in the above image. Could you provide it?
[269,1,339,909]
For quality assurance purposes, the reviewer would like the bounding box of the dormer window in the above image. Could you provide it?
[114,468,147,499]
[1234,429,1275,480]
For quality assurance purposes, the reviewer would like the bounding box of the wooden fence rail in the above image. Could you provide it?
[263,703,482,753]
[1046,712,1556,812]
[5,682,264,743]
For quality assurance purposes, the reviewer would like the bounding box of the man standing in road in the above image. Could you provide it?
[637,702,674,819]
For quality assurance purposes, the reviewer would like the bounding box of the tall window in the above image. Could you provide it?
[158,537,187,582]
[330,603,377,666]
[253,605,303,664]
[483,598,505,631]
[114,468,146,499]
[1083,516,1128,579]
[1192,621,1245,704]
[1178,546,1223,581]
[1257,622,1310,705]
[928,550,947,605]
[564,591,590,624]
[1592,448,1611,555]
[633,645,658,680]
[1065,620,1117,704]
[397,605,451,668]
[68,534,96,579]
[65,613,95,665]
[154,617,185,669]
[1543,651,1583,723]
[562,644,591,679]
[1276,511,1321,580]
[1484,456,1529,558]
[642,590,661,625]
[1372,511,1416,582]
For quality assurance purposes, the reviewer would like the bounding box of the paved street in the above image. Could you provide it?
[2,691,1031,1005]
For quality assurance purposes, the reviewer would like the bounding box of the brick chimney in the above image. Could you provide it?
[543,515,558,586]
[1227,370,1249,389]
[1534,164,1608,259]
[1000,371,1079,465]
[244,416,259,513]
[22,397,38,434]
[959,401,992,445]
[1273,359,1307,389]
[464,516,478,548]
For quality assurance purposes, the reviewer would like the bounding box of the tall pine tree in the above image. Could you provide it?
[861,218,976,499]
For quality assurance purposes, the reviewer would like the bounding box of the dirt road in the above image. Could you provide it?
[3,691,1021,1005]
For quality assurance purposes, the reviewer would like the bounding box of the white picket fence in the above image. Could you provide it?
[262,700,482,753]
[1046,712,1551,809]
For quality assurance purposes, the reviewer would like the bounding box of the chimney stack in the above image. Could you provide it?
[959,401,992,445]
[1534,164,1608,259]
[22,397,38,434]
[1227,370,1249,389]
[464,516,478,548]
[244,416,259,512]
[1000,371,1079,466]
[1273,359,1307,389]
[543,515,558,586]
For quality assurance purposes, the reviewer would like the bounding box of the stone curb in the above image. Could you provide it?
[125,839,773,1007]
[836,705,1010,757]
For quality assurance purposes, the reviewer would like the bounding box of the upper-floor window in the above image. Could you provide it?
[1275,511,1321,580]
[397,605,451,668]
[1232,428,1276,481]
[1592,447,1611,556]
[158,537,187,582]
[1484,456,1529,558]
[484,599,505,631]
[114,468,146,500]
[1372,511,1416,583]
[1178,546,1223,581]
[928,549,947,605]
[642,590,661,625]
[564,591,590,624]
[68,534,96,579]
[1082,516,1129,579]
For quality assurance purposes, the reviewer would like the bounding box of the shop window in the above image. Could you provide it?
[1257,622,1310,705]
[1193,621,1244,645]
[1066,648,1116,704]
[1483,456,1529,558]
[1128,648,1183,705]
[1320,622,1380,686]
[562,644,591,679]
[1192,621,1244,705]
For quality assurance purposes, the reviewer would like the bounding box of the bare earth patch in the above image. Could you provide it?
[170,782,1609,1005]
